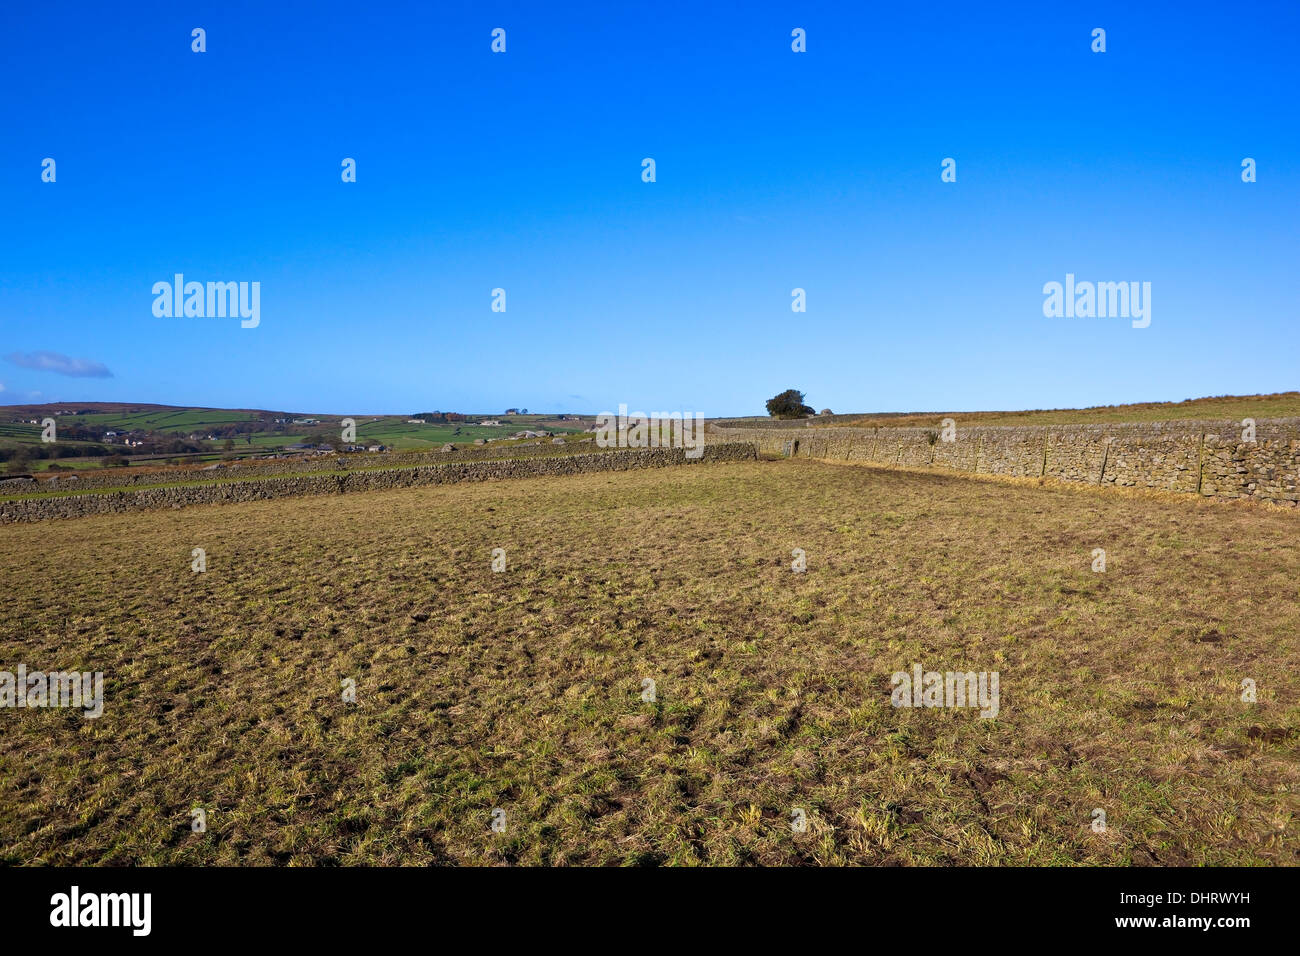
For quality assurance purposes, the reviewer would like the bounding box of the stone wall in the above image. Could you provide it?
[0,443,757,523]
[24,439,606,494]
[708,419,1300,506]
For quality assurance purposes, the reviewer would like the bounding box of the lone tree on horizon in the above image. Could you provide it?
[766,389,815,419]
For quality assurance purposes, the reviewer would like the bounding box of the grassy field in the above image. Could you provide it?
[0,423,40,441]
[1,459,1296,865]
[355,420,521,448]
[817,392,1300,429]
[72,408,265,431]
[24,458,114,472]
[0,422,105,455]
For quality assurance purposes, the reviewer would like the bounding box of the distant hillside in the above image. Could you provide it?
[0,401,294,419]
[0,402,592,470]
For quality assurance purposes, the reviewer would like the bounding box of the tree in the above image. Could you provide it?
[766,389,814,419]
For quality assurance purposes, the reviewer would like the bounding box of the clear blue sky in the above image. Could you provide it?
[2,0,1297,416]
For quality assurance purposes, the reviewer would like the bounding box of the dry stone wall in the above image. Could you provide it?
[23,440,605,494]
[709,419,1300,506]
[1,443,756,523]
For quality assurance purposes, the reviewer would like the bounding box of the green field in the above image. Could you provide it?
[353,419,581,448]
[0,423,40,441]
[71,409,264,431]
[0,405,589,463]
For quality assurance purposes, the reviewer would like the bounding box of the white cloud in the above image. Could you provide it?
[5,350,113,378]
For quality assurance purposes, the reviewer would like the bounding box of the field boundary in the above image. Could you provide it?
[710,418,1300,507]
[4,438,610,494]
[0,443,756,523]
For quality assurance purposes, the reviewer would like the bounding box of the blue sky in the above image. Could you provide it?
[2,0,1297,416]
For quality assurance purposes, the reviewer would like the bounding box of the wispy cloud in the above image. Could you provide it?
[5,350,113,378]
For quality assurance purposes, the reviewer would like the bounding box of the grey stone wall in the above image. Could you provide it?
[708,419,1300,506]
[0,444,756,523]
[27,440,605,493]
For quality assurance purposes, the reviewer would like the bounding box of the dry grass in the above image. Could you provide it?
[1,459,1296,865]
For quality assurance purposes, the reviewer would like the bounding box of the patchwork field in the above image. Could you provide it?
[0,404,592,469]
[1,459,1296,865]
